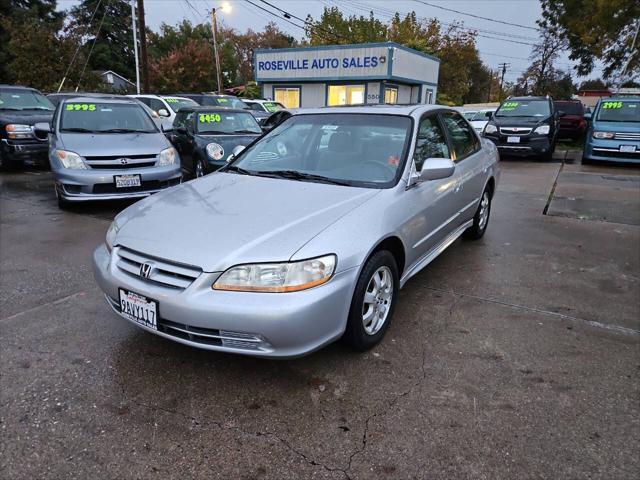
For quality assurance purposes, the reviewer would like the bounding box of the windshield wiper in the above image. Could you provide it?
[232,129,261,134]
[256,170,351,186]
[61,127,99,133]
[199,130,228,135]
[224,165,253,175]
[26,106,53,111]
[99,128,153,133]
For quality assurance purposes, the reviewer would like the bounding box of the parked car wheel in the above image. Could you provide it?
[344,250,399,351]
[464,187,492,240]
[194,159,206,178]
[55,189,71,210]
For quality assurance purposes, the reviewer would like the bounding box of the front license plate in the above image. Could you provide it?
[118,288,157,330]
[620,145,636,153]
[115,174,141,188]
[507,136,520,143]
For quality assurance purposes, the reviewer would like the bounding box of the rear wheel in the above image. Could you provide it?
[344,251,399,351]
[464,186,492,240]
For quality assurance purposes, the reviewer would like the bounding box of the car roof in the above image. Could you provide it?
[507,96,549,101]
[604,96,640,101]
[0,84,39,91]
[179,106,251,113]
[61,96,138,104]
[289,104,445,117]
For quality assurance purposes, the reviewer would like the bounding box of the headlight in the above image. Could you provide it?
[534,124,550,135]
[56,150,87,169]
[592,131,615,139]
[105,221,119,252]
[158,147,177,166]
[213,254,337,293]
[5,124,34,139]
[206,143,224,161]
[484,123,497,134]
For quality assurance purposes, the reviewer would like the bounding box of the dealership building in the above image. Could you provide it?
[254,42,440,109]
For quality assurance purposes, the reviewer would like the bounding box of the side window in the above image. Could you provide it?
[149,98,165,113]
[440,112,478,161]
[137,97,152,108]
[173,112,185,129]
[413,115,450,171]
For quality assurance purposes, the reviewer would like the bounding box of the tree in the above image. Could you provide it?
[539,0,640,80]
[304,7,386,45]
[67,0,136,83]
[577,78,609,91]
[148,38,216,93]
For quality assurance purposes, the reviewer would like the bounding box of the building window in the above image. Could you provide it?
[426,89,433,104]
[328,85,365,106]
[274,87,300,108]
[384,87,398,104]
[106,73,114,84]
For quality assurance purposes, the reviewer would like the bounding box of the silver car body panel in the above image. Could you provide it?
[49,97,182,201]
[93,105,499,357]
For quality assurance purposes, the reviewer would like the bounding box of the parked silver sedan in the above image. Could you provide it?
[93,105,499,358]
[35,96,182,209]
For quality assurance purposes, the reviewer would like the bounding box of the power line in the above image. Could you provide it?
[412,0,538,31]
[75,0,110,91]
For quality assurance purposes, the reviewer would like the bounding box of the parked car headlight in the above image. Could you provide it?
[592,131,615,139]
[56,149,87,169]
[484,123,497,134]
[213,254,337,293]
[534,124,550,135]
[105,221,119,252]
[158,147,177,166]
[5,124,34,139]
[206,143,224,161]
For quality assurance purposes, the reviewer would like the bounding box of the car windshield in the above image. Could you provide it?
[555,102,583,115]
[462,111,477,120]
[196,111,262,134]
[163,97,198,113]
[0,89,54,111]
[60,102,157,133]
[200,96,249,109]
[496,100,550,117]
[596,100,640,122]
[469,110,492,121]
[228,113,412,188]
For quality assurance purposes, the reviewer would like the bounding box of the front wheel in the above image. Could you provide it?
[464,187,492,240]
[344,250,399,351]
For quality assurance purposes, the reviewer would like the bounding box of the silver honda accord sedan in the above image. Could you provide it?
[93,105,499,358]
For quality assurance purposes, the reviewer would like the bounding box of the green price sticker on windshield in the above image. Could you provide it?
[217,98,229,103]
[602,101,623,109]
[165,98,179,103]
[199,113,221,123]
[501,101,519,110]
[65,103,96,111]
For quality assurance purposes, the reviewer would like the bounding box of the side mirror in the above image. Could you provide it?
[158,108,170,117]
[33,122,52,139]
[176,127,187,135]
[226,145,246,163]
[485,111,493,118]
[261,124,274,134]
[583,112,592,120]
[420,158,456,181]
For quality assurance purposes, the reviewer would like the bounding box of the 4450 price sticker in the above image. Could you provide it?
[65,103,96,111]
[199,113,221,123]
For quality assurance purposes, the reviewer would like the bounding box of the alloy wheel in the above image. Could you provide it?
[362,266,393,335]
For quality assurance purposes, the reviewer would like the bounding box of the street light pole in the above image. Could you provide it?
[130,0,140,94]
[210,8,223,94]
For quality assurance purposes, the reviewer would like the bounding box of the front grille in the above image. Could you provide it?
[116,246,202,289]
[84,154,158,161]
[499,127,532,135]
[157,319,269,350]
[614,132,640,141]
[92,178,179,194]
[84,154,158,170]
[88,161,157,169]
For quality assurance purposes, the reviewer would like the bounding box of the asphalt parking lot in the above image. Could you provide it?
[1,150,639,479]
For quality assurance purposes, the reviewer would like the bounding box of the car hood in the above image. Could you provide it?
[59,132,169,156]
[115,172,380,272]
[0,110,53,126]
[592,121,640,133]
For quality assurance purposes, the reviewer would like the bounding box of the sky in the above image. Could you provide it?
[56,0,605,83]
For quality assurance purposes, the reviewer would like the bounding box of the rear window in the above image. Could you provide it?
[163,97,198,113]
[0,89,54,111]
[60,102,157,133]
[555,102,583,115]
[596,101,640,122]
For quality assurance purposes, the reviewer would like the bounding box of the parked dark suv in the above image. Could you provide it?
[555,99,586,140]
[483,96,561,160]
[0,85,54,169]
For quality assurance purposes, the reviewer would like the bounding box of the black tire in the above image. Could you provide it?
[55,187,71,210]
[464,186,492,240]
[344,250,399,351]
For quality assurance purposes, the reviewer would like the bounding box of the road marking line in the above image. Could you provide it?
[1,291,87,322]
[425,286,640,336]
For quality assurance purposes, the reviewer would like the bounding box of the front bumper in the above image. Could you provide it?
[1,138,49,166]
[583,138,640,163]
[92,244,358,358]
[485,135,551,157]
[53,164,182,201]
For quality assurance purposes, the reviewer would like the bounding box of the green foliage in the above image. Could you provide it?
[578,78,610,91]
[539,0,640,80]
[238,81,261,99]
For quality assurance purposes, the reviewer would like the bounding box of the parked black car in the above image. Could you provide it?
[168,106,262,177]
[483,96,561,160]
[0,85,55,169]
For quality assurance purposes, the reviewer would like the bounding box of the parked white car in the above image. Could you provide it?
[129,95,198,131]
[467,109,495,134]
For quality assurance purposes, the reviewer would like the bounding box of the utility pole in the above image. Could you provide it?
[137,0,149,93]
[210,8,223,93]
[498,63,509,101]
[130,0,140,94]
[487,69,493,103]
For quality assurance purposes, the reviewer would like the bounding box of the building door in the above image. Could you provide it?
[274,87,300,109]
